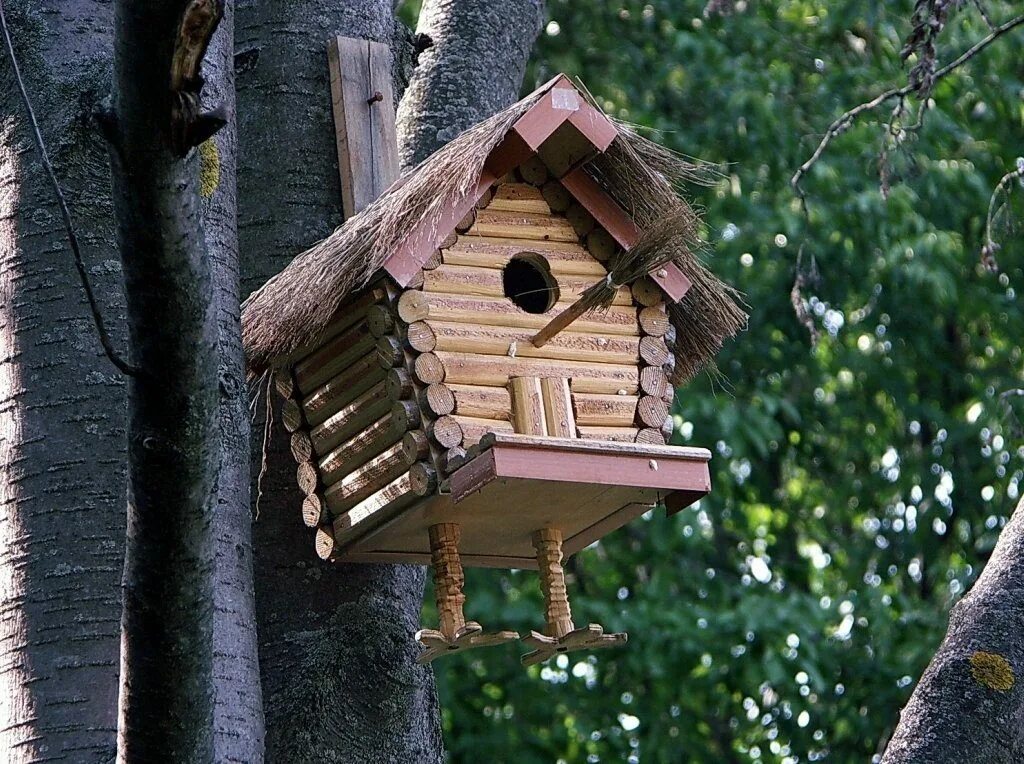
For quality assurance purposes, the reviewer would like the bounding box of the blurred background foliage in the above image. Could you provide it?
[401,1,1024,761]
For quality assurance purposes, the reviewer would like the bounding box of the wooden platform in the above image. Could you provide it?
[335,433,711,569]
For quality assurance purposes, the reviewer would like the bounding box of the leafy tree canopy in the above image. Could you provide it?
[403,1,1024,760]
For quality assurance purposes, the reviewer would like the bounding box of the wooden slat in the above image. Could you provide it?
[573,392,639,427]
[540,377,575,437]
[301,357,386,427]
[396,291,639,337]
[452,416,515,446]
[450,384,512,421]
[293,319,375,393]
[467,209,578,243]
[576,426,641,443]
[323,441,409,515]
[318,411,408,485]
[422,263,631,306]
[427,321,639,365]
[509,377,547,436]
[309,381,391,456]
[332,472,420,548]
[328,36,399,217]
[487,183,551,214]
[434,351,639,395]
[442,242,607,277]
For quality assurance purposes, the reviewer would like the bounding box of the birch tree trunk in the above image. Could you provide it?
[0,3,125,760]
[883,496,1024,763]
[237,0,542,758]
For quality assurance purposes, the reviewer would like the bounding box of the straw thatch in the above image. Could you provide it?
[241,78,747,384]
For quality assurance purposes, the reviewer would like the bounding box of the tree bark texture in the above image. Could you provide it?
[202,3,265,760]
[396,0,545,167]
[110,1,220,759]
[883,496,1024,763]
[236,2,443,761]
[0,2,125,760]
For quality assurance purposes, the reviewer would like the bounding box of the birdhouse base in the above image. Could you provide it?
[334,434,711,569]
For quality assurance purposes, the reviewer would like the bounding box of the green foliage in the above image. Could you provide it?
[430,2,1024,761]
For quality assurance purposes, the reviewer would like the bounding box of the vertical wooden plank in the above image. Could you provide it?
[328,36,400,217]
[540,377,576,438]
[509,377,547,436]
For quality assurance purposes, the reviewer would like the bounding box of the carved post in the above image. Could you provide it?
[429,523,466,640]
[532,528,574,639]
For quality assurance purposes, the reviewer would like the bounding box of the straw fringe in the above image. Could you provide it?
[242,79,747,384]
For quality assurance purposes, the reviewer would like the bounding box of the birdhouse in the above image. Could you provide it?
[242,73,746,665]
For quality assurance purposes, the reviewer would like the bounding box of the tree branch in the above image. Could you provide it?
[791,12,1024,199]
[0,0,139,376]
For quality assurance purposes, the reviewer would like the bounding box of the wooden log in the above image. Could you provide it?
[422,249,443,270]
[301,355,386,427]
[324,441,409,515]
[510,377,547,436]
[530,298,592,348]
[488,182,548,214]
[442,239,607,276]
[274,371,295,401]
[468,209,576,243]
[396,292,639,336]
[475,186,495,209]
[367,304,396,337]
[440,230,458,249]
[541,180,572,212]
[401,430,430,465]
[428,415,464,449]
[577,425,641,443]
[631,278,662,308]
[639,366,668,398]
[297,461,320,496]
[639,335,670,367]
[430,351,638,395]
[586,228,617,262]
[452,415,514,446]
[391,400,422,432]
[636,395,669,428]
[449,384,512,420]
[662,383,675,407]
[376,335,405,369]
[413,352,446,384]
[455,207,477,233]
[565,203,595,238]
[428,321,639,365]
[332,472,419,548]
[409,463,438,496]
[540,377,576,438]
[664,322,677,347]
[293,319,375,393]
[318,411,410,485]
[573,393,639,427]
[441,446,468,474]
[289,286,386,363]
[638,305,670,336]
[302,493,328,528]
[290,431,314,464]
[406,321,436,352]
[635,428,667,445]
[422,264,632,306]
[518,156,549,186]
[421,383,455,417]
[386,368,414,401]
[663,352,677,377]
[282,398,303,433]
[315,525,337,561]
[309,381,390,456]
[661,414,674,440]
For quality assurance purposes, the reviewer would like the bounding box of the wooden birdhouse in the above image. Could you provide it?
[242,62,746,665]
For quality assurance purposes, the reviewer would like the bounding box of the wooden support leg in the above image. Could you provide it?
[521,527,627,666]
[415,523,519,664]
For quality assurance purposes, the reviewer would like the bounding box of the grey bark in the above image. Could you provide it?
[883,496,1024,763]
[0,2,125,760]
[204,4,265,761]
[396,0,545,166]
[110,1,219,758]
[236,2,442,762]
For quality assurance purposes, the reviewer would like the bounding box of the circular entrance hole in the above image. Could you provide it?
[502,254,559,314]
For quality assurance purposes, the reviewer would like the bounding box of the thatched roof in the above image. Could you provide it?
[241,76,747,384]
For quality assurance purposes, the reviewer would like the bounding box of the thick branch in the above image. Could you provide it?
[791,13,1024,197]
[111,1,221,759]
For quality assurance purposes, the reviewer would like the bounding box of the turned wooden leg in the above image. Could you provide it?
[521,527,627,666]
[415,523,518,664]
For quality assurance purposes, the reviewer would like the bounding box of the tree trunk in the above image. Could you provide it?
[396,0,545,166]
[883,496,1024,763]
[236,3,443,761]
[110,1,220,758]
[203,4,265,760]
[0,2,125,760]
[237,0,543,757]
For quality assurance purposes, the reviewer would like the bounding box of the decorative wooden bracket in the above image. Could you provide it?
[521,527,627,666]
[415,523,519,663]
